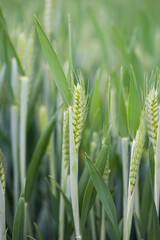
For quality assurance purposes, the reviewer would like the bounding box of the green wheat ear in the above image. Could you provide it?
[72,79,87,152]
[0,150,5,195]
[62,110,69,169]
[129,115,146,195]
[144,89,159,153]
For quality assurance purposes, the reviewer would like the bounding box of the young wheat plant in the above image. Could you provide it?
[125,115,146,240]
[69,77,87,239]
[144,89,160,213]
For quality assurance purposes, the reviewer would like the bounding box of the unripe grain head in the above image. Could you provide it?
[72,81,87,152]
[144,89,159,153]
[129,116,146,195]
[63,110,69,169]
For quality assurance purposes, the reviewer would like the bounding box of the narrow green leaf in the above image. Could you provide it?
[0,8,7,29]
[103,78,111,138]
[79,145,98,208]
[118,219,123,240]
[27,236,36,240]
[89,70,102,131]
[34,223,43,240]
[49,177,74,226]
[25,111,57,203]
[112,68,119,93]
[149,201,160,240]
[117,67,128,137]
[80,143,109,231]
[35,16,72,107]
[128,65,141,139]
[86,156,120,240]
[45,178,59,226]
[112,24,130,64]
[133,213,143,240]
[0,8,24,74]
[148,146,160,240]
[140,170,152,237]
[12,197,25,240]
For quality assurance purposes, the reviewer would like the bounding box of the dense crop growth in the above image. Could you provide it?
[1,0,160,239]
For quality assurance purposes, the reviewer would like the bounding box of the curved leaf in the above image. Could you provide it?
[86,156,120,240]
[35,16,72,107]
[80,143,109,231]
[12,197,25,240]
[128,65,141,139]
[25,111,57,203]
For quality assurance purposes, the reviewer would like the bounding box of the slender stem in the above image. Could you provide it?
[134,174,140,219]
[0,180,5,240]
[10,106,19,212]
[122,138,128,238]
[125,194,134,240]
[100,207,105,240]
[48,137,57,195]
[59,165,68,240]
[19,76,28,188]
[124,141,133,240]
[134,175,141,240]
[69,108,81,239]
[11,58,18,98]
[154,110,160,214]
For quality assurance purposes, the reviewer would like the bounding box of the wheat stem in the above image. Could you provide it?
[89,208,96,240]
[154,106,160,214]
[19,76,29,188]
[59,110,69,240]
[0,150,6,240]
[122,137,129,238]
[69,107,81,239]
[10,105,19,212]
[125,116,146,240]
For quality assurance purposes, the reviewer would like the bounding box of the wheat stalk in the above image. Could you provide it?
[59,110,69,240]
[125,115,146,240]
[144,89,160,213]
[69,78,87,239]
[0,150,6,240]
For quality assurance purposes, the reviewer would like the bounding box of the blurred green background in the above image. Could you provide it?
[1,0,160,239]
[1,0,160,88]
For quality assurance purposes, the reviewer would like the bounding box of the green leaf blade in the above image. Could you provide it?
[128,65,141,139]
[80,143,109,231]
[35,16,72,107]
[86,156,120,240]
[25,112,56,203]
[117,67,128,137]
[12,197,25,240]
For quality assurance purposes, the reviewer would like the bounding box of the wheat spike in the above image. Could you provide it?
[62,110,69,169]
[44,0,57,37]
[129,116,146,195]
[72,82,87,152]
[144,89,159,153]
